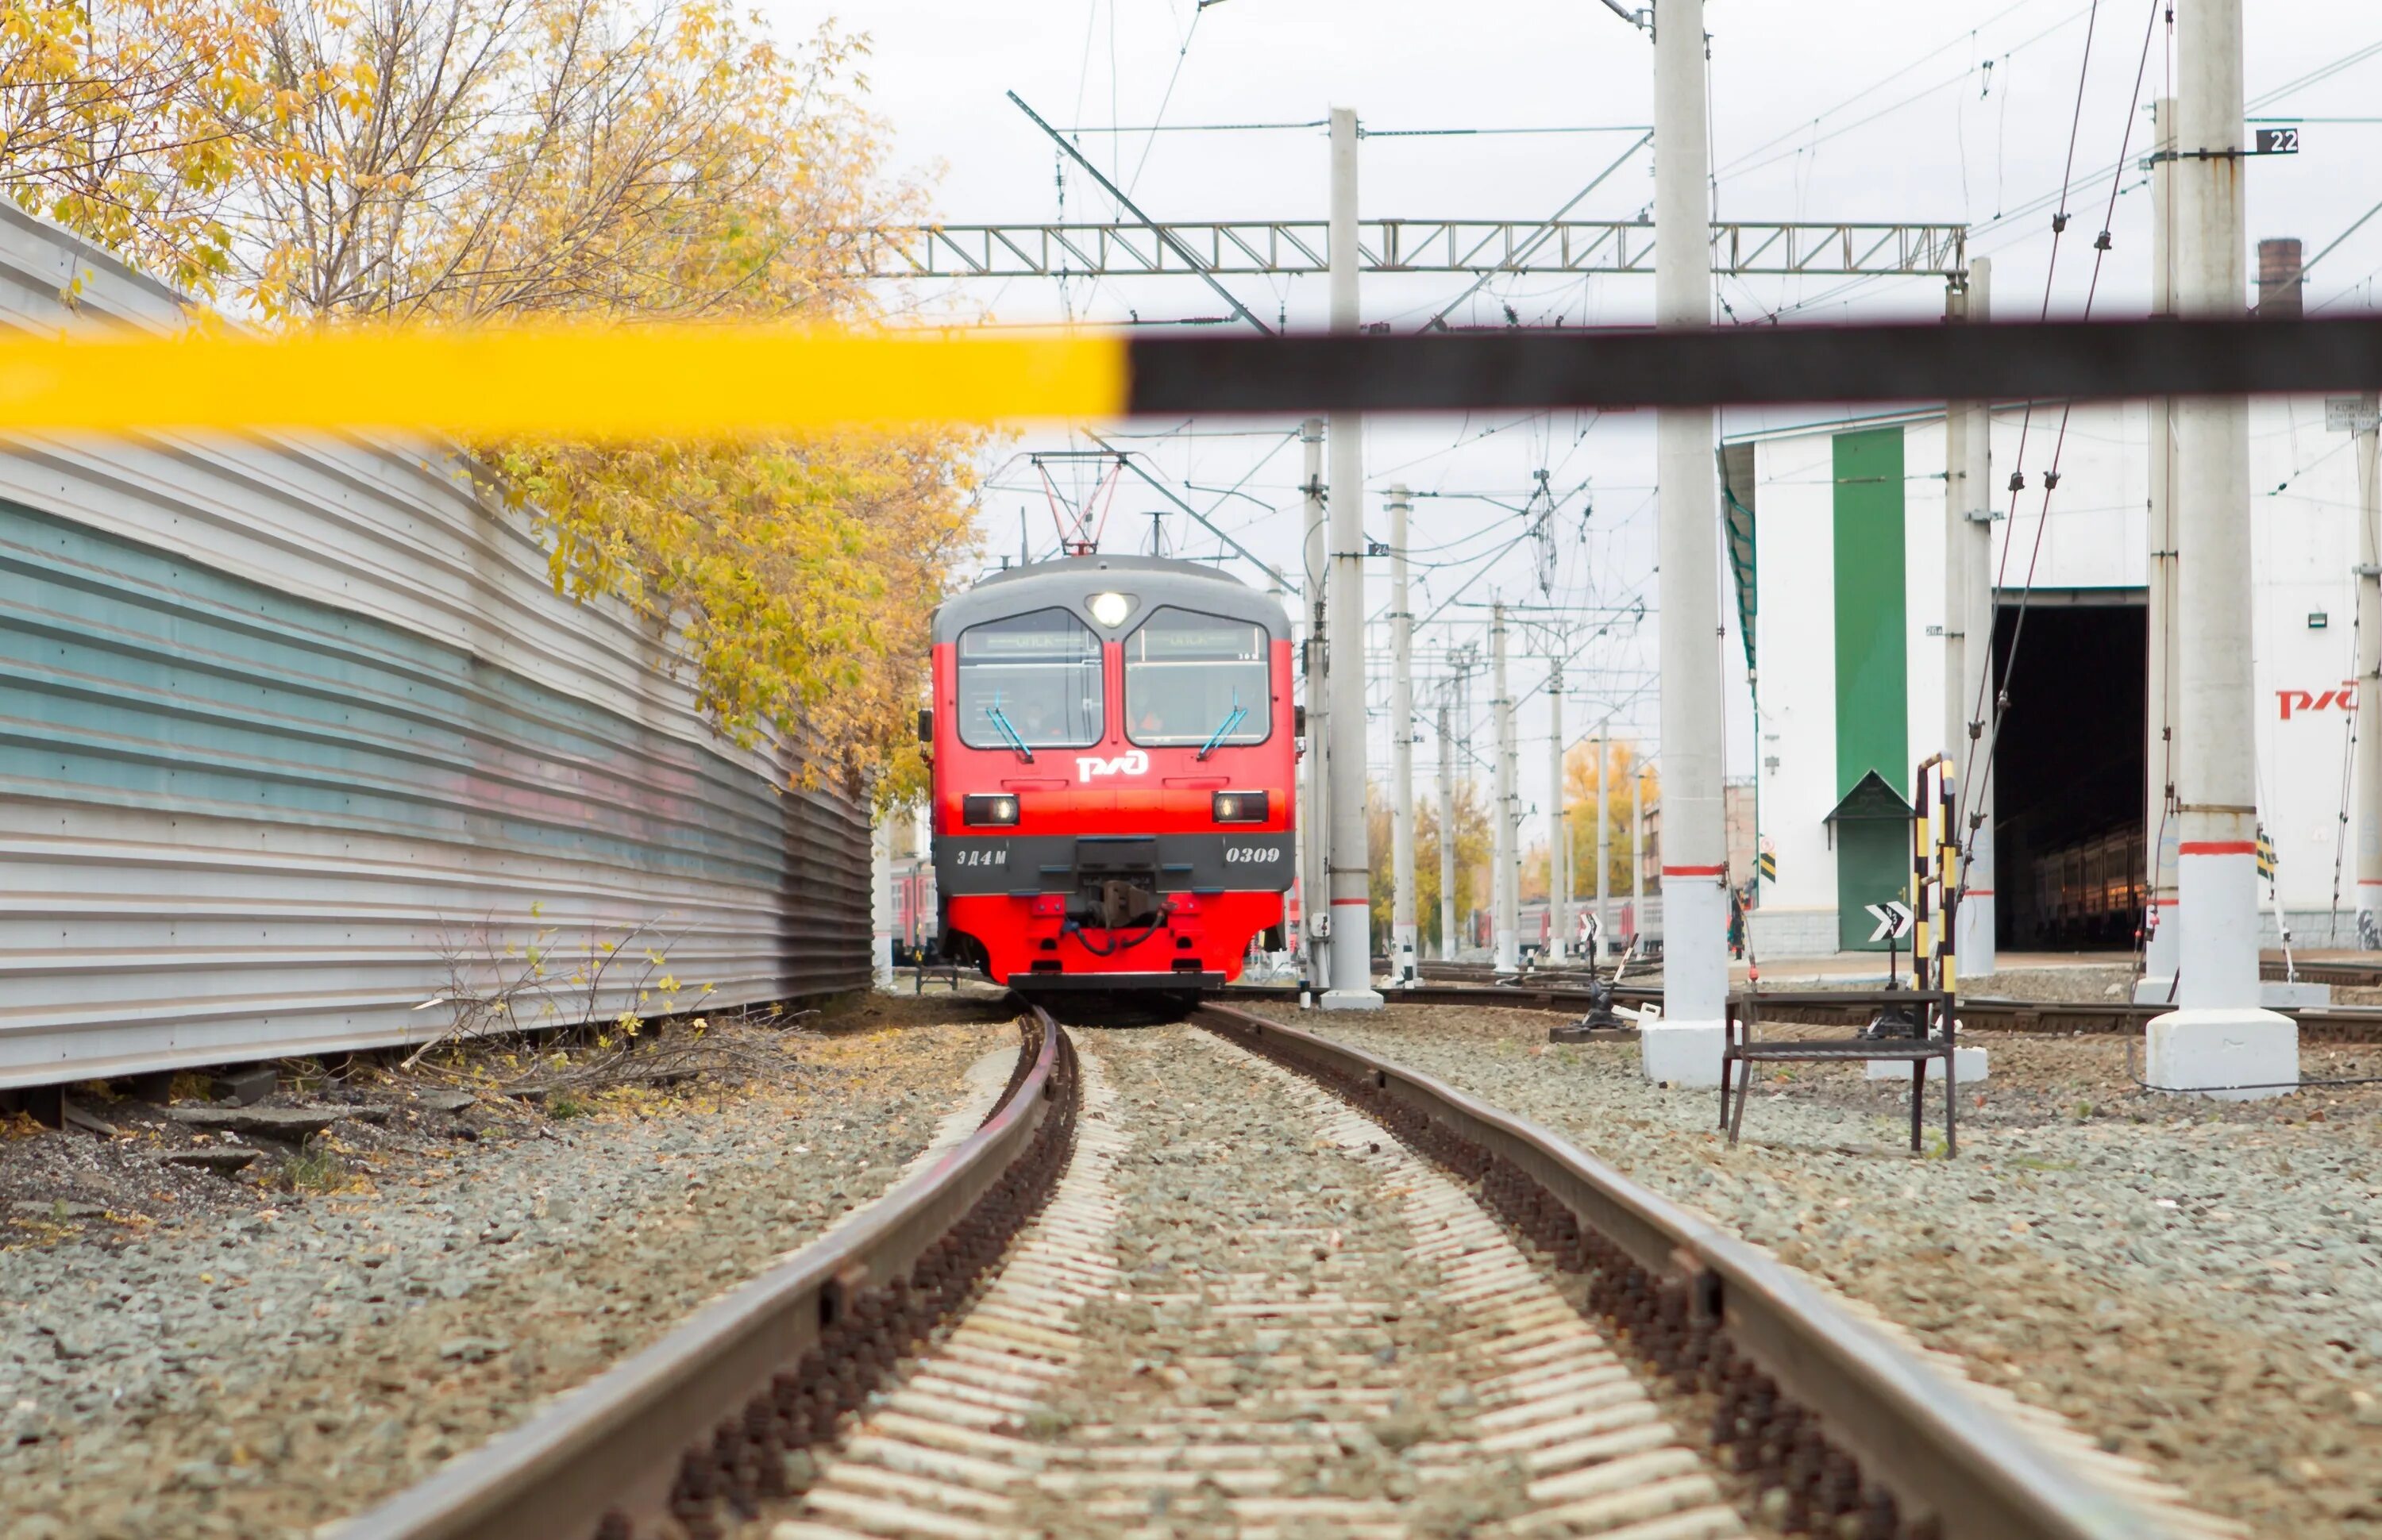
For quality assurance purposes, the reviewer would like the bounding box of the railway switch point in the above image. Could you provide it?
[2143,1009,2299,1100]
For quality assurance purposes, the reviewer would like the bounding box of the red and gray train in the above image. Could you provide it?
[922,554,1295,996]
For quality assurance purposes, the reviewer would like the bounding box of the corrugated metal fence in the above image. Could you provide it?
[0,206,869,1091]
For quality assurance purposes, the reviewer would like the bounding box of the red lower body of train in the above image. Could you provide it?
[940,882,1287,991]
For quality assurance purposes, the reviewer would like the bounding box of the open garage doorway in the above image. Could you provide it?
[1990,591,2146,951]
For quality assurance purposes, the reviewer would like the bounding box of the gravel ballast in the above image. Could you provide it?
[1266,1002,2382,1537]
[0,997,1016,1539]
[759,1025,1771,1540]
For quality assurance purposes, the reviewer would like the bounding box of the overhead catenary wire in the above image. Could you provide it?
[1766,29,2382,325]
[1709,0,2057,179]
[1125,0,1205,194]
[1054,121,1647,135]
[1716,2,2094,189]
[1961,0,2162,883]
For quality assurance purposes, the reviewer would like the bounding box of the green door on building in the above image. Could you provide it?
[1831,428,1910,952]
[1829,772,1917,952]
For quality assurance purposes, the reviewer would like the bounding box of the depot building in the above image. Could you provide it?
[1728,396,2366,960]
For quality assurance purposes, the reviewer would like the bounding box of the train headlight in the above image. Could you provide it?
[964,794,1021,826]
[1088,591,1134,628]
[1212,791,1268,824]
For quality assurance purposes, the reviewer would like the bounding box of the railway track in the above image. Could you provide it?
[339,1003,2224,1540]
[1233,980,2382,1043]
[1230,980,1666,1016]
[2260,952,2382,988]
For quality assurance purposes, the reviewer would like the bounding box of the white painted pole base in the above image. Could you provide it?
[2176,848,2259,1011]
[2358,883,2382,950]
[1641,878,1729,1091]
[1322,907,1382,1009]
[1391,923,1417,983]
[1494,927,1519,973]
[1640,1022,1728,1088]
[2142,1009,2298,1099]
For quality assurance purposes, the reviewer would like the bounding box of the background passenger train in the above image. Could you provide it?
[924,555,1296,993]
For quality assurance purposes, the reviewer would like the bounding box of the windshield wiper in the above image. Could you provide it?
[1195,699,1249,760]
[985,703,1035,763]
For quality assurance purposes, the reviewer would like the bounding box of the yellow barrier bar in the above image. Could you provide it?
[0,325,1128,436]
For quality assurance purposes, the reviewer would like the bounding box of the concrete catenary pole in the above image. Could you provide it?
[1644,0,1727,1082]
[2356,396,2382,946]
[1943,275,1970,841]
[1493,603,1521,971]
[1547,661,1569,963]
[1959,259,1998,976]
[871,811,896,988]
[1323,106,1382,1008]
[1596,727,1613,965]
[1390,485,1418,979]
[1438,701,1459,960]
[1299,417,1330,993]
[1945,275,1969,778]
[2143,99,2184,991]
[2151,0,2296,1091]
[1631,763,1645,951]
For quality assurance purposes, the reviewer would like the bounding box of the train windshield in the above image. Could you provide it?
[956,608,1104,752]
[1124,607,1270,751]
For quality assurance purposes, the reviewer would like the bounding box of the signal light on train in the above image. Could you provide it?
[1212,791,1268,824]
[1088,591,1134,627]
[964,794,1020,826]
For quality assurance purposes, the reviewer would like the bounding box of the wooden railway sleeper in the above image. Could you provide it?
[1201,1017,1935,1540]
[613,1026,1083,1540]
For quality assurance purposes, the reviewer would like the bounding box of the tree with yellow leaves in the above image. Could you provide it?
[1,0,269,293]
[1564,737,1656,900]
[1366,780,1493,958]
[10,0,976,799]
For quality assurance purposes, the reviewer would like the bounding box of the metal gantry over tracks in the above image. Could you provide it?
[848,220,1968,281]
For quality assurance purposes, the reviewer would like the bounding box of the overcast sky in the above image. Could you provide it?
[772,0,2382,849]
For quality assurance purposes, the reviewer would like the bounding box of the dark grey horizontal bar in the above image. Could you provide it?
[1123,317,2382,413]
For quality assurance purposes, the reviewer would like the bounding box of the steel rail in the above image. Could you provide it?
[1194,999,2177,1540]
[1224,979,1663,1013]
[1228,975,2382,1042]
[337,1010,1073,1540]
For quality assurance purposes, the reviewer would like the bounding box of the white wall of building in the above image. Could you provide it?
[2249,400,2365,926]
[1904,419,1950,768]
[1744,397,2368,956]
[1987,401,2149,591]
[1748,429,1840,955]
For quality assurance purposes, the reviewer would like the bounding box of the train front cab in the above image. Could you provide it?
[926,556,1294,991]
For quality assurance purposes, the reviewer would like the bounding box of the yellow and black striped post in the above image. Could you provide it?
[1937,764,1960,997]
[1911,781,1932,991]
[1910,754,1961,998]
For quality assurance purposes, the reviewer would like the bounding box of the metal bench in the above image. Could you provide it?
[1717,988,1958,1155]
